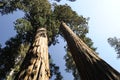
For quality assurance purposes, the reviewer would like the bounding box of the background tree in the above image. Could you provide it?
[108,37,120,58]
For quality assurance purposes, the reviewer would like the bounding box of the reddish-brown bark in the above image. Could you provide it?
[15,28,50,80]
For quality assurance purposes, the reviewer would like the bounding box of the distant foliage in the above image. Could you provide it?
[108,37,120,58]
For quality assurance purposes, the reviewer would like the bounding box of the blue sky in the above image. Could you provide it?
[0,0,120,80]
[0,10,24,46]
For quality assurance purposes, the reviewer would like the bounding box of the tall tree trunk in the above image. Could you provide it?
[60,22,120,80]
[15,28,50,80]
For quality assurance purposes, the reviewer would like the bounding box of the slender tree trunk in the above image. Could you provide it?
[60,22,120,80]
[15,28,50,80]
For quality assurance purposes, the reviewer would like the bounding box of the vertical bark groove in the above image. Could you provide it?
[15,28,50,80]
[60,22,120,80]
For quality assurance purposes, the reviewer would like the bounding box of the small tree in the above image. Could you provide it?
[108,37,120,58]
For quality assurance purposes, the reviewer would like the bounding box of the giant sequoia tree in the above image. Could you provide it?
[14,28,50,80]
[0,0,89,79]
[0,0,60,79]
[60,22,120,80]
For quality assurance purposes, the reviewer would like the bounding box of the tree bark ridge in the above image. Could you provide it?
[15,28,50,80]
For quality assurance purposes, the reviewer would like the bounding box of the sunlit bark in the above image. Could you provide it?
[60,22,120,80]
[15,28,50,80]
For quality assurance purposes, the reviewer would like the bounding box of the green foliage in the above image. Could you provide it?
[108,37,120,58]
[0,0,87,46]
[53,4,87,25]
[5,43,31,80]
[0,0,51,14]
[0,35,23,79]
[14,18,33,34]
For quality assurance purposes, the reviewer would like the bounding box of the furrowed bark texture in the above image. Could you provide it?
[60,22,120,80]
[15,28,50,80]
